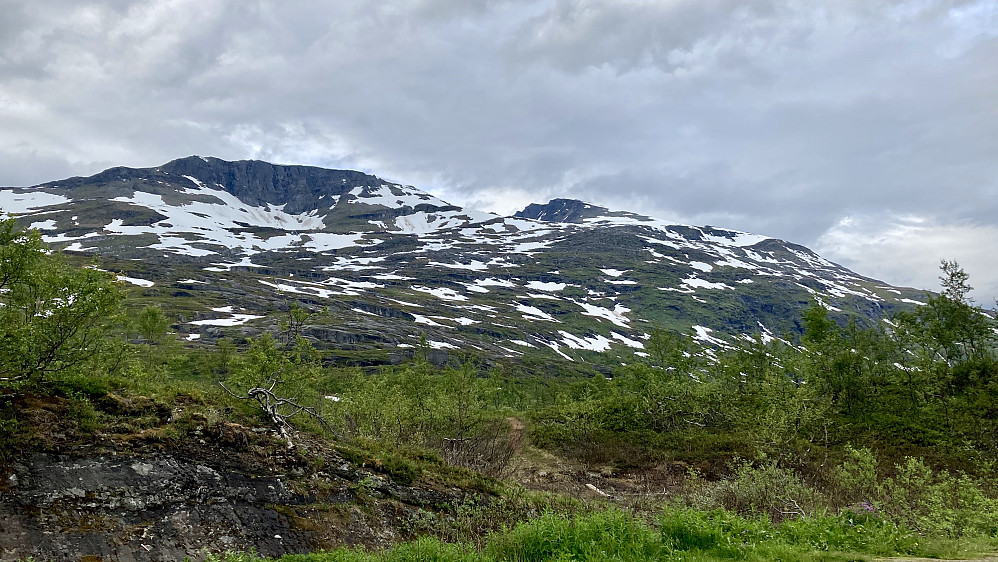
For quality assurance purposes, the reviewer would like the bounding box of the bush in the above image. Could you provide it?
[0,414,23,463]
[880,457,998,537]
[832,448,998,537]
[380,454,423,486]
[830,446,880,505]
[685,459,826,521]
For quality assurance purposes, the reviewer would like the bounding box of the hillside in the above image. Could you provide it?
[1,181,997,560]
[0,156,927,365]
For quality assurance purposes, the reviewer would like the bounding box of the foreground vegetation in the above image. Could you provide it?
[208,507,993,562]
[2,216,998,560]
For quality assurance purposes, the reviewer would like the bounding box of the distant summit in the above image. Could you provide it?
[515,198,654,224]
[515,199,605,222]
[41,155,388,216]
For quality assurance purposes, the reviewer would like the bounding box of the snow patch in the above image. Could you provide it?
[190,314,263,326]
[411,286,468,301]
[117,275,154,287]
[412,314,444,327]
[0,190,71,214]
[559,331,613,352]
[429,260,489,271]
[29,219,58,230]
[573,301,631,328]
[516,304,558,322]
[681,277,733,290]
[525,281,566,291]
[692,325,727,346]
[612,332,645,349]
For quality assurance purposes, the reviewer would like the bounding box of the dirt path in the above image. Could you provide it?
[506,416,525,453]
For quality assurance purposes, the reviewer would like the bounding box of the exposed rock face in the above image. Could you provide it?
[0,394,474,561]
[1,454,311,561]
[514,198,603,222]
[0,450,463,561]
[513,198,652,224]
[58,156,380,215]
[158,156,380,214]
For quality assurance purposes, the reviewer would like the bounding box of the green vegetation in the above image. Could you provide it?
[0,217,123,385]
[206,507,989,561]
[324,353,519,477]
[2,218,998,560]
[524,261,998,474]
[219,303,329,446]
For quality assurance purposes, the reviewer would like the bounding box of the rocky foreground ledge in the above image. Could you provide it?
[0,393,474,562]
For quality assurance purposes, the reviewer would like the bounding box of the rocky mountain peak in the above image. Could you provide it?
[514,198,654,224]
[157,156,384,214]
[515,199,607,222]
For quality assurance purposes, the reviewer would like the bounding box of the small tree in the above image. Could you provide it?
[219,302,329,447]
[939,259,973,304]
[892,260,997,437]
[645,327,699,375]
[893,260,994,370]
[136,305,172,344]
[0,217,122,385]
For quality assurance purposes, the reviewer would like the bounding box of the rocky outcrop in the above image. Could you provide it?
[514,198,606,223]
[1,454,312,561]
[0,392,481,561]
[0,447,464,561]
[159,156,380,214]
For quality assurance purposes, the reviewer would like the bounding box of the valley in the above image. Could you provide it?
[1,157,996,562]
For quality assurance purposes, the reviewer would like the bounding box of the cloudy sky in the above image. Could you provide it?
[1,0,997,300]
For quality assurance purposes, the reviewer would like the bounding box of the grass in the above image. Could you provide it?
[205,507,998,562]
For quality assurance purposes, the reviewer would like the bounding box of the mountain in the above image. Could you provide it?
[515,198,652,224]
[0,156,927,364]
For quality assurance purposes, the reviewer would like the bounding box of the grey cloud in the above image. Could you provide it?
[0,0,996,292]
[816,213,998,304]
[508,0,785,75]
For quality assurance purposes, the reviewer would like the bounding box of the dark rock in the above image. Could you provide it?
[0,454,310,561]
[515,198,606,223]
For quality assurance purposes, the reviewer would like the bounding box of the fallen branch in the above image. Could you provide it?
[219,381,335,449]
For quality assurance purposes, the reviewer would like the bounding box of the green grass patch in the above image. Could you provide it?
[206,507,998,562]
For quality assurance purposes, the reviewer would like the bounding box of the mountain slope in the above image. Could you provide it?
[0,156,927,364]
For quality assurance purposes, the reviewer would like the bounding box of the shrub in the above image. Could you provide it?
[832,448,998,537]
[0,218,123,386]
[486,509,662,561]
[380,454,422,486]
[880,457,998,537]
[830,445,880,505]
[685,459,826,521]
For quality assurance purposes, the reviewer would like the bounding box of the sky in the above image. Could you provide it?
[1,0,997,301]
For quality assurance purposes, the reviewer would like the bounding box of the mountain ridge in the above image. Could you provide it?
[0,156,928,364]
